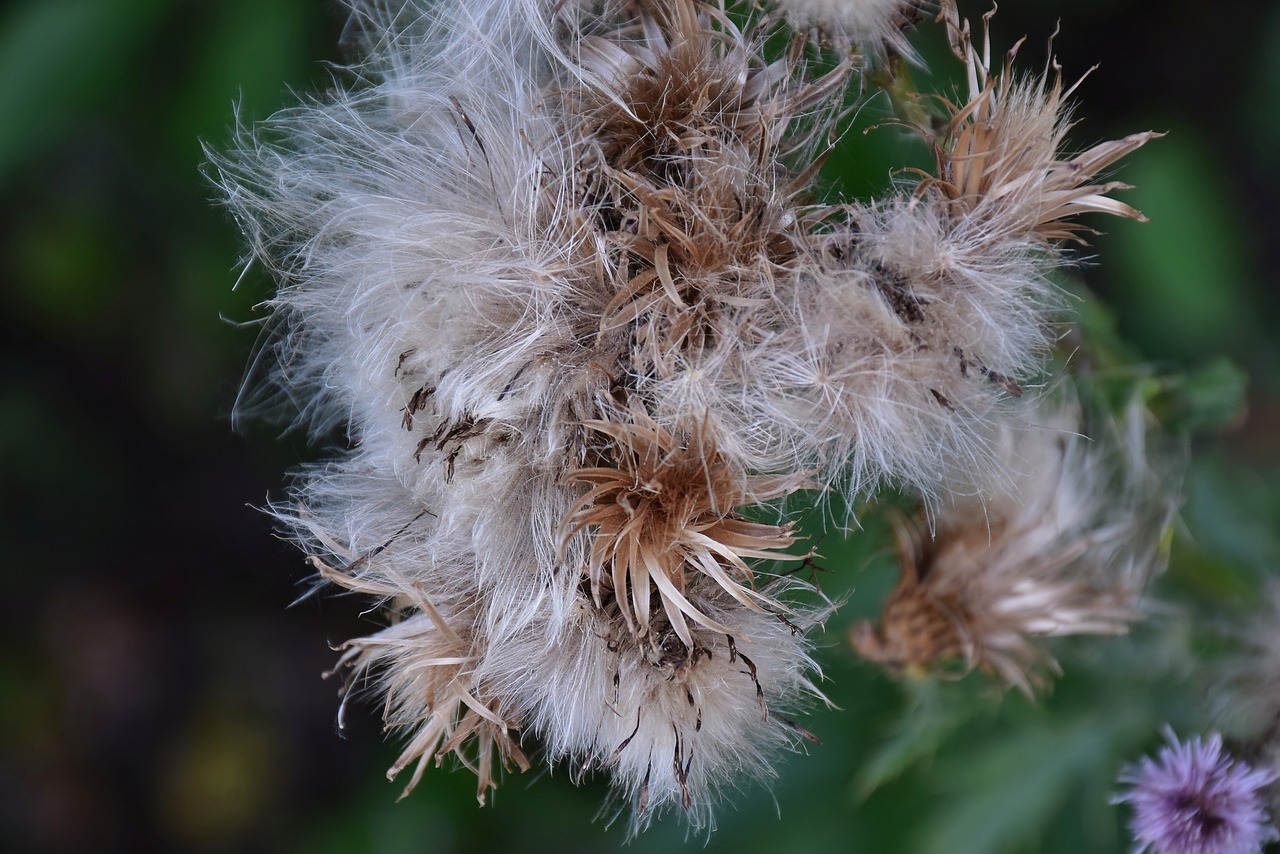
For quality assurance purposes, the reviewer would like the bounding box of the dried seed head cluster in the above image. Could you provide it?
[210,0,1173,832]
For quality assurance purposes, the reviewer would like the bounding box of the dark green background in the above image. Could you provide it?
[3,1,1279,851]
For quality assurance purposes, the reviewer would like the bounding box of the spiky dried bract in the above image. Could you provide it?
[926,8,1159,246]
[278,469,527,804]
[563,410,813,647]
[851,401,1180,696]
[563,0,851,384]
[321,567,529,804]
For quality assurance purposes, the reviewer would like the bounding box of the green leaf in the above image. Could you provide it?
[0,0,166,189]
[913,708,1147,854]
[1146,358,1248,435]
[853,678,987,799]
[1100,134,1259,363]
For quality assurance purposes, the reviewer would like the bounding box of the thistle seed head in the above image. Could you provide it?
[925,6,1159,246]
[562,409,814,646]
[209,0,1168,828]
[852,399,1181,696]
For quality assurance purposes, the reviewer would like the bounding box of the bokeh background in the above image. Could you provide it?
[3,1,1279,852]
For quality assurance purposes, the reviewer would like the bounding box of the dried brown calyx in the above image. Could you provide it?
[848,511,975,679]
[852,493,1142,697]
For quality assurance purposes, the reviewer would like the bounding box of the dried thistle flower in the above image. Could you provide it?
[1115,729,1279,854]
[209,0,1165,830]
[927,6,1159,246]
[562,410,812,647]
[851,400,1179,696]
[319,560,529,804]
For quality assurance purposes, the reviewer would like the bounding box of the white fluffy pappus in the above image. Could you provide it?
[776,0,932,57]
[209,0,613,474]
[481,577,830,832]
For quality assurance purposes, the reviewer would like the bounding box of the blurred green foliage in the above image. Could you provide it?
[3,1,1279,852]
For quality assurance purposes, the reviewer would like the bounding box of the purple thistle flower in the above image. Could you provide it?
[1115,728,1279,854]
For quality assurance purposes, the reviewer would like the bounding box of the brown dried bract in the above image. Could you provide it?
[561,409,812,649]
[920,6,1159,245]
[568,0,852,375]
[848,512,973,678]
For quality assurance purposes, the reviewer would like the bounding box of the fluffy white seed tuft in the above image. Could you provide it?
[209,0,1167,830]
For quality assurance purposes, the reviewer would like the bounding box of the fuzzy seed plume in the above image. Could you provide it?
[210,0,1168,832]
[776,0,932,57]
[485,576,829,831]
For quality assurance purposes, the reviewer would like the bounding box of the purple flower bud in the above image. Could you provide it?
[1115,728,1279,854]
